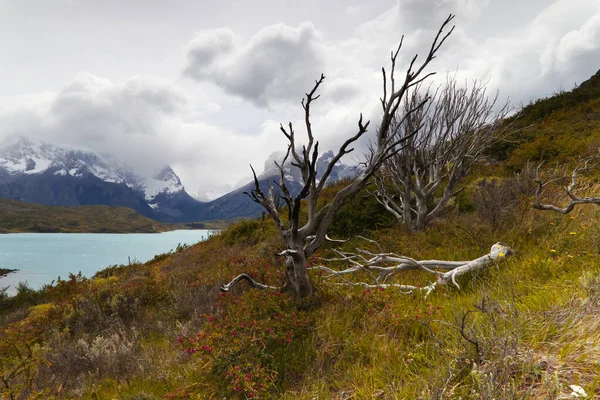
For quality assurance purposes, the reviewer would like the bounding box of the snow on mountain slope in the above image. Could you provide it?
[142,166,183,202]
[259,149,361,185]
[0,137,185,203]
[0,138,361,222]
[0,139,64,175]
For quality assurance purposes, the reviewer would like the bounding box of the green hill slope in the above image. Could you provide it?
[2,76,600,399]
[498,69,600,168]
[0,198,170,233]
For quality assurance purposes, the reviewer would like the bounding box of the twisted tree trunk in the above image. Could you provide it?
[282,241,313,299]
[223,15,457,301]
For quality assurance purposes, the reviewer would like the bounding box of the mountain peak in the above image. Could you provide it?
[154,165,180,183]
[0,137,197,220]
[143,165,184,201]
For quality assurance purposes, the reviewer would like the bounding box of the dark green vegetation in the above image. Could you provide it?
[0,198,171,233]
[0,269,18,278]
[0,197,232,233]
[495,71,600,168]
[180,219,240,231]
[2,76,600,399]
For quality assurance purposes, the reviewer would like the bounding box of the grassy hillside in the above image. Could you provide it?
[0,198,170,233]
[495,70,600,168]
[2,79,600,399]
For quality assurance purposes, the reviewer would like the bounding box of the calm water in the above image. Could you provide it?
[0,230,211,295]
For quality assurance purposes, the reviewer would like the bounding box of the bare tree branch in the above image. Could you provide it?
[372,74,512,231]
[220,274,280,292]
[532,150,600,214]
[235,15,456,300]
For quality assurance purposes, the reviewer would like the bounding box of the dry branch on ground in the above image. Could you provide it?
[309,241,514,296]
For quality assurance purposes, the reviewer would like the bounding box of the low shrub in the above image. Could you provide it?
[171,289,315,398]
[473,167,536,229]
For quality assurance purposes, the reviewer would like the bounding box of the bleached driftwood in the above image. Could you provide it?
[309,242,513,296]
[219,243,513,296]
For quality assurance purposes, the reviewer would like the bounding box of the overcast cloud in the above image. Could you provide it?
[183,22,327,107]
[1,0,599,200]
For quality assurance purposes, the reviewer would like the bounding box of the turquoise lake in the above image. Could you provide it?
[0,230,211,295]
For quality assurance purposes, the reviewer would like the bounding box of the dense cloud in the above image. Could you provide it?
[0,74,188,175]
[0,74,288,198]
[473,0,600,103]
[183,28,235,70]
[183,22,327,107]
[348,0,600,105]
[1,0,599,200]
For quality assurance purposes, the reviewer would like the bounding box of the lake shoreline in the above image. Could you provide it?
[0,222,227,235]
[0,227,172,234]
[0,227,219,235]
[0,230,211,295]
[0,268,19,278]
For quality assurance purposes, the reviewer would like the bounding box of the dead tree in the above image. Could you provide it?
[532,150,600,214]
[371,76,511,231]
[310,241,514,296]
[221,15,456,301]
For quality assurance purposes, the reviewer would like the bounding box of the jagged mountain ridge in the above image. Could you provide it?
[0,138,362,222]
[199,150,362,220]
[0,138,202,221]
[259,150,361,183]
[0,138,183,201]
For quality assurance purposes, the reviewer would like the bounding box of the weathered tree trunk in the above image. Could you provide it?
[283,257,298,294]
[282,246,314,300]
[415,191,428,232]
[402,191,414,230]
[223,15,457,304]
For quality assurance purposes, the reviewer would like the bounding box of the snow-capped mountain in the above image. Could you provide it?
[199,150,362,220]
[0,137,202,221]
[259,149,362,183]
[0,137,183,201]
[0,138,362,222]
[315,150,362,182]
[144,166,183,202]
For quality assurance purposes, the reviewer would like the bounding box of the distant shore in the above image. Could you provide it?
[0,268,18,278]
[0,223,225,234]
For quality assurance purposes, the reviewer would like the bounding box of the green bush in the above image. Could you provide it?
[328,188,396,237]
[219,219,276,246]
[172,289,314,398]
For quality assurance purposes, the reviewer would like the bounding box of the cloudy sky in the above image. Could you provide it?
[1,0,599,200]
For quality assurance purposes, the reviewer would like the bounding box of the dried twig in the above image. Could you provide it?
[532,150,600,214]
[310,241,513,296]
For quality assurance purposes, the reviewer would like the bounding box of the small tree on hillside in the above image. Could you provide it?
[221,15,456,301]
[371,76,511,231]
